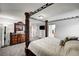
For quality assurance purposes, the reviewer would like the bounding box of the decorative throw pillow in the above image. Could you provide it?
[65,37,78,42]
[59,40,65,46]
[59,37,78,47]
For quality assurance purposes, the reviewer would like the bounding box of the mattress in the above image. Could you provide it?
[28,37,62,56]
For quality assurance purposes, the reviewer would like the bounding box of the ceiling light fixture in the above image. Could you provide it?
[39,15,44,19]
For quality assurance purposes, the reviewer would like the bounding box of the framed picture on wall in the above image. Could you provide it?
[14,22,25,33]
[16,24,23,31]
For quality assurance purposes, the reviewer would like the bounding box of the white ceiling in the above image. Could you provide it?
[32,3,79,21]
[0,3,45,25]
[0,3,79,26]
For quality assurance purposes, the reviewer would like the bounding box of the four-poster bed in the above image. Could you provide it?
[24,3,53,56]
[24,3,79,56]
[24,12,49,56]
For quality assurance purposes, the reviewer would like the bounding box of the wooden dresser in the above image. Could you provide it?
[10,33,25,45]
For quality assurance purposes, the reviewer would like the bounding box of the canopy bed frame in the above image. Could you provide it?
[24,3,54,56]
[24,12,48,56]
[24,3,79,56]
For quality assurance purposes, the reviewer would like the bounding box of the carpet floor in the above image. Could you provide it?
[0,43,25,56]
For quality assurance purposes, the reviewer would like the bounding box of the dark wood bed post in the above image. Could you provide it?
[25,12,36,56]
[45,20,48,37]
[25,12,30,56]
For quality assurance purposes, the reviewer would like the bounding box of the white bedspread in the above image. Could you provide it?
[28,37,61,56]
[61,41,79,56]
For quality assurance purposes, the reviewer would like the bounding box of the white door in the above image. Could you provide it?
[48,25,56,37]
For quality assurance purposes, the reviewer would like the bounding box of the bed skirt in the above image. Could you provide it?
[25,48,36,56]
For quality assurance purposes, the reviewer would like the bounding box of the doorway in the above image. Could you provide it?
[48,24,56,37]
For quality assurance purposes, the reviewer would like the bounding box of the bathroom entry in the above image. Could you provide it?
[48,24,56,37]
